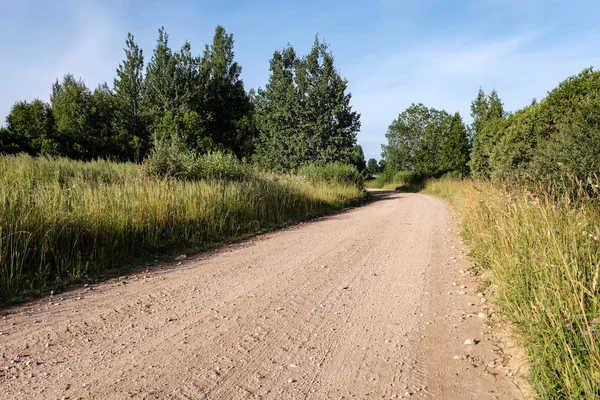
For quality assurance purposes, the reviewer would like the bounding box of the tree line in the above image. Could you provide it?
[380,66,600,187]
[0,26,361,171]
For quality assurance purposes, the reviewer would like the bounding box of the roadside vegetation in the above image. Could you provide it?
[0,26,368,303]
[374,67,600,399]
[0,154,365,303]
[424,178,600,399]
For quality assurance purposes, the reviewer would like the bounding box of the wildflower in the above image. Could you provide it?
[566,323,572,329]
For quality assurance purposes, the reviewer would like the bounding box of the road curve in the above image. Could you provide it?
[0,191,522,399]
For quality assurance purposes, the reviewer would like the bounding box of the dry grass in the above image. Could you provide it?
[0,154,366,304]
[424,178,600,399]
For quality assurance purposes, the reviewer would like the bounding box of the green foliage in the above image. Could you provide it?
[143,27,179,121]
[143,134,250,182]
[438,113,469,176]
[113,33,148,161]
[297,162,363,187]
[470,67,600,188]
[382,104,467,177]
[366,158,379,175]
[424,179,600,399]
[4,99,58,155]
[255,36,360,171]
[201,26,256,158]
[349,144,366,172]
[365,168,423,191]
[0,154,365,303]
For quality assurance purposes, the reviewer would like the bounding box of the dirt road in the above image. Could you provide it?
[0,191,523,399]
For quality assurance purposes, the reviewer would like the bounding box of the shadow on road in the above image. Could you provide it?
[366,189,403,202]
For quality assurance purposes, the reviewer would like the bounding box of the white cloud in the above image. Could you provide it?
[348,31,600,160]
[0,0,125,124]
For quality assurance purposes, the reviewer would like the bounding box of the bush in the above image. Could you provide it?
[143,135,252,182]
[297,162,363,187]
[366,169,423,191]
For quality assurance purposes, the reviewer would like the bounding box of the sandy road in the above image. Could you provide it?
[0,191,523,399]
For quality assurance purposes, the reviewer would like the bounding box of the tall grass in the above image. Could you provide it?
[0,154,366,304]
[424,178,600,399]
[365,169,424,191]
[297,162,363,187]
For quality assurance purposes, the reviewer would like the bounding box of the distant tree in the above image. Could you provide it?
[438,112,469,176]
[349,144,366,172]
[255,36,360,171]
[4,99,58,155]
[114,33,148,161]
[382,103,450,176]
[378,159,387,172]
[367,158,379,175]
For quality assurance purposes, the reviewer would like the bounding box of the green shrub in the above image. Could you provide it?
[297,162,363,187]
[365,169,423,191]
[143,135,252,182]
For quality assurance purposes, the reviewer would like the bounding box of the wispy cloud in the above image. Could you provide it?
[1,0,124,123]
[348,30,600,160]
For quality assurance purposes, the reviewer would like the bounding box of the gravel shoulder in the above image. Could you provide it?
[0,190,524,399]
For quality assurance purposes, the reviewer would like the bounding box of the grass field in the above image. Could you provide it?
[424,178,600,399]
[0,154,366,304]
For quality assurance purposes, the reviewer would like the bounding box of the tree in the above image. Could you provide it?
[114,32,148,161]
[143,27,178,123]
[89,83,117,158]
[349,145,366,172]
[200,26,255,157]
[255,36,360,171]
[0,127,16,154]
[4,99,58,155]
[253,45,302,170]
[469,88,506,177]
[438,112,469,176]
[366,158,379,175]
[50,74,95,158]
[382,103,450,176]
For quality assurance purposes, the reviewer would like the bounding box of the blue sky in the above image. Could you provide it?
[1,0,599,160]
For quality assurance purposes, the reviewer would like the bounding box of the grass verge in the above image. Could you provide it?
[0,154,367,304]
[423,178,600,399]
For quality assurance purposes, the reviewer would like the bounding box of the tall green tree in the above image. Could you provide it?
[253,45,301,170]
[438,112,469,176]
[200,26,254,157]
[143,27,178,123]
[469,88,506,177]
[114,33,148,161]
[51,74,94,158]
[89,83,117,157]
[349,144,366,172]
[255,36,360,171]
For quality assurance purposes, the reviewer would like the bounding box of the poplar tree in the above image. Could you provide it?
[200,26,254,157]
[114,33,147,160]
[255,36,360,171]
